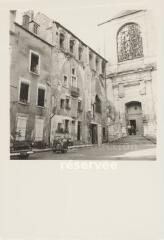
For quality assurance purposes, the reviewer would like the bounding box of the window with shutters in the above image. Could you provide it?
[16,116,27,141]
[117,23,143,62]
[35,118,44,141]
[37,87,45,107]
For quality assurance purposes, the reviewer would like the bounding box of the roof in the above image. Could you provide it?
[54,21,107,62]
[98,10,146,26]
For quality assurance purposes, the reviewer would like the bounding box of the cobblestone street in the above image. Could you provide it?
[28,136,156,160]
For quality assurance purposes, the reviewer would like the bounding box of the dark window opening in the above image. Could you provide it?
[65,120,69,133]
[37,88,45,107]
[78,46,83,61]
[96,57,99,70]
[89,52,93,68]
[60,99,65,109]
[20,82,29,103]
[63,75,68,87]
[95,95,102,113]
[70,40,75,54]
[59,33,65,49]
[72,68,75,75]
[78,100,82,112]
[65,98,70,109]
[57,123,63,133]
[102,61,105,74]
[30,52,39,74]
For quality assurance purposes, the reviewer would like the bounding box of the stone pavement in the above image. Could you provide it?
[28,135,156,160]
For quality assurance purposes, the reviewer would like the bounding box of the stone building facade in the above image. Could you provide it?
[98,10,157,140]
[10,10,107,146]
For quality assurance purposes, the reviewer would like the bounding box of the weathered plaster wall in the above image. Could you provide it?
[10,23,52,143]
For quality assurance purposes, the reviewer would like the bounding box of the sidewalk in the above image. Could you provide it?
[33,144,93,153]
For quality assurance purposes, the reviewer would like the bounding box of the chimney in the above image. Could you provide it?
[22,10,34,29]
[10,10,16,32]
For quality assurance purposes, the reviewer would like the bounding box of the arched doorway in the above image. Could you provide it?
[125,101,143,135]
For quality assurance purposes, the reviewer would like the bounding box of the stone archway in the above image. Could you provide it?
[125,101,143,135]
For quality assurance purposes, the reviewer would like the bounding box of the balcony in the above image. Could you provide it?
[70,86,80,98]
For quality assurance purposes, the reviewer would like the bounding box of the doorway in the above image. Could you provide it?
[77,121,81,141]
[90,124,98,144]
[130,119,136,135]
[126,101,143,135]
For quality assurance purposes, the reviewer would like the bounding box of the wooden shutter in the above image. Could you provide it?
[16,116,27,140]
[35,118,44,141]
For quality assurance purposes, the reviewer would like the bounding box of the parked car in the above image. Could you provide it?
[10,136,33,159]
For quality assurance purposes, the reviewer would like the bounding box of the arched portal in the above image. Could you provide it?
[125,101,143,135]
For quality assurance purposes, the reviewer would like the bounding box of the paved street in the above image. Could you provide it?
[28,136,156,160]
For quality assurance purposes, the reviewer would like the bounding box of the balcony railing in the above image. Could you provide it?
[70,86,80,98]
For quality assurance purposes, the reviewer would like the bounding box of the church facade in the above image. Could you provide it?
[99,10,157,141]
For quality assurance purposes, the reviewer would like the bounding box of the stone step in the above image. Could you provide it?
[111,136,154,145]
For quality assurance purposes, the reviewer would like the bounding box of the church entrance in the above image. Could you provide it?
[125,101,143,136]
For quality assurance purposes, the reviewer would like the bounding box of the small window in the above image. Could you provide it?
[19,82,29,103]
[59,33,65,49]
[72,76,77,87]
[65,120,69,133]
[95,95,101,113]
[57,123,63,133]
[96,57,99,70]
[60,99,65,109]
[78,100,82,112]
[30,51,39,74]
[65,98,70,110]
[72,68,75,75]
[78,46,83,61]
[37,88,45,107]
[71,68,77,87]
[63,75,68,87]
[70,39,75,54]
[89,52,93,68]
[102,61,105,74]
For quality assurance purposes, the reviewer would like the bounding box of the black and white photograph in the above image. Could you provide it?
[0,0,163,240]
[10,8,157,160]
